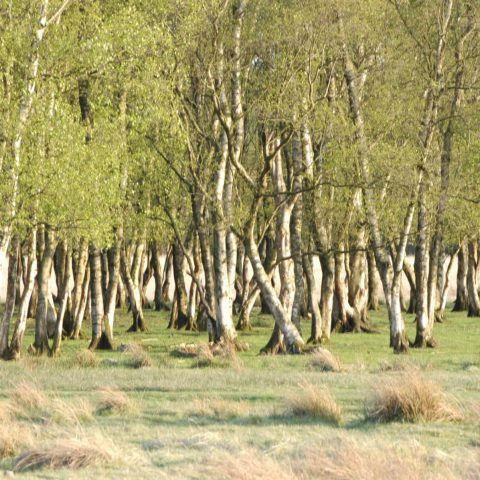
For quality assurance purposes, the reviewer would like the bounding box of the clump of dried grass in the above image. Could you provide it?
[13,435,121,472]
[189,398,250,419]
[307,348,342,372]
[95,387,132,415]
[11,381,49,418]
[366,372,463,423]
[75,349,99,368]
[123,343,154,369]
[0,424,20,459]
[287,382,342,425]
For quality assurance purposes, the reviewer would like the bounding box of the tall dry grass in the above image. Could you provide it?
[366,372,463,423]
[95,386,132,415]
[286,381,342,424]
[121,343,154,368]
[307,348,343,372]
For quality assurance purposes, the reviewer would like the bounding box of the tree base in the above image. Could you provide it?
[391,332,409,354]
[412,330,437,349]
[260,326,285,355]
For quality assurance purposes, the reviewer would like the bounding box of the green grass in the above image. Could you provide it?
[0,305,479,478]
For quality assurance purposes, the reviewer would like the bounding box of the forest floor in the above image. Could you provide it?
[0,306,479,479]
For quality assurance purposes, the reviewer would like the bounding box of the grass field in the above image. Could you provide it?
[0,306,479,479]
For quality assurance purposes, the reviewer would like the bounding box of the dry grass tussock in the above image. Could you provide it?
[366,372,463,423]
[189,398,250,419]
[0,420,33,460]
[307,347,343,372]
[12,381,49,416]
[292,436,469,480]
[13,435,122,472]
[75,349,99,368]
[286,381,342,425]
[95,386,132,415]
[122,343,154,368]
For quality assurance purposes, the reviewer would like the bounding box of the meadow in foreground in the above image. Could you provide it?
[0,306,479,479]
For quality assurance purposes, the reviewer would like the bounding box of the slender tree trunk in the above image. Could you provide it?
[70,239,89,339]
[0,238,19,357]
[367,249,380,310]
[245,227,304,353]
[304,253,322,343]
[151,241,165,311]
[169,241,189,329]
[161,247,173,305]
[467,241,480,317]
[453,242,468,311]
[33,227,57,355]
[51,243,72,355]
[438,246,459,318]
[290,134,305,330]
[7,228,37,359]
[88,245,105,350]
[121,241,146,332]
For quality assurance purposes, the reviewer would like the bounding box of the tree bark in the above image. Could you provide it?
[70,239,89,339]
[169,240,189,329]
[7,228,37,359]
[467,240,480,317]
[121,240,147,332]
[453,241,468,311]
[32,227,57,355]
[0,237,19,357]
[88,245,105,350]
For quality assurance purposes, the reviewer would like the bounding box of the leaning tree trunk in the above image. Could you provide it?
[0,238,19,357]
[262,136,298,353]
[121,239,147,332]
[70,241,89,338]
[245,225,304,353]
[7,228,37,359]
[453,241,468,311]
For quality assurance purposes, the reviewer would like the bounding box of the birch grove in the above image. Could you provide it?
[0,0,479,358]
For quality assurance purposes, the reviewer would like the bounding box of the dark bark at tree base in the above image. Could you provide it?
[260,326,285,355]
[411,331,437,349]
[451,299,467,312]
[391,332,409,354]
[260,324,302,354]
[127,314,147,332]
[467,306,480,317]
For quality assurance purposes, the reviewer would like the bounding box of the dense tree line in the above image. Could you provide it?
[0,0,479,358]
